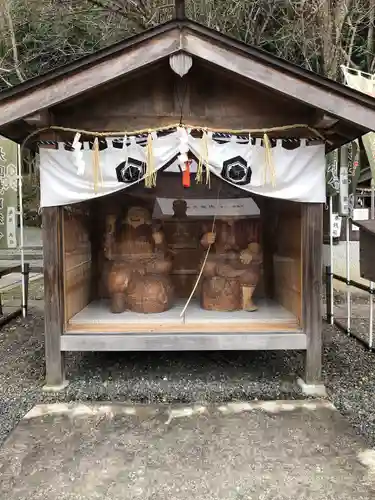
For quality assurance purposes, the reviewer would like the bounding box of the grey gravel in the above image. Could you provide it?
[333,291,374,346]
[1,296,375,449]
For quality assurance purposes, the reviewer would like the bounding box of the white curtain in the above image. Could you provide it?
[40,131,326,207]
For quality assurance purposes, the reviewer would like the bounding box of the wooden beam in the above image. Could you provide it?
[329,122,361,140]
[42,205,66,387]
[302,203,323,383]
[0,121,35,145]
[183,31,375,131]
[61,332,307,351]
[0,30,181,127]
[260,198,275,299]
[311,111,339,130]
[23,109,51,127]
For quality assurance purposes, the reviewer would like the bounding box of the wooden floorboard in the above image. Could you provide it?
[69,299,298,329]
[65,321,300,334]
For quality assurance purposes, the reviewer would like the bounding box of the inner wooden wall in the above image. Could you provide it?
[61,187,301,319]
[94,186,262,301]
[52,59,313,133]
[268,199,302,323]
[63,204,92,323]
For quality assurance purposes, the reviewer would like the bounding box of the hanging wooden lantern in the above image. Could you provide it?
[169,52,193,77]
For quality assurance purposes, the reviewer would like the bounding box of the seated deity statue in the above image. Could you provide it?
[104,206,173,314]
[200,217,262,312]
[172,199,188,219]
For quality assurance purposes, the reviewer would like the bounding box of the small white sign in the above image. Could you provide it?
[153,197,260,218]
[351,208,369,231]
[6,206,17,248]
[331,213,342,238]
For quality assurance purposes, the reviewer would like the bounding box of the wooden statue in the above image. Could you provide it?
[164,198,201,299]
[168,198,196,248]
[172,199,188,218]
[105,206,173,313]
[200,218,262,312]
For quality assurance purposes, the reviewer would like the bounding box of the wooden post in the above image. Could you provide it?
[174,0,185,20]
[21,262,30,316]
[260,198,275,298]
[302,203,323,383]
[42,206,66,388]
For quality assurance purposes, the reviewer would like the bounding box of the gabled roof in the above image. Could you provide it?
[0,19,374,142]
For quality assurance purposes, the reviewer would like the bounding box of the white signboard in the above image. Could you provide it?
[153,197,260,219]
[331,213,342,238]
[0,139,18,249]
[6,206,17,248]
[352,208,369,231]
[339,152,349,216]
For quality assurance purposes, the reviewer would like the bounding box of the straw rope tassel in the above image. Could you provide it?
[20,123,330,160]
[204,131,211,188]
[92,137,100,194]
[145,132,157,188]
[196,129,210,185]
[263,133,276,187]
[196,136,204,184]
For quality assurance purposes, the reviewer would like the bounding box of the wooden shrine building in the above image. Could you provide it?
[0,9,374,390]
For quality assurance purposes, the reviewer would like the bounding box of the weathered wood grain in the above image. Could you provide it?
[302,203,323,383]
[0,31,180,127]
[63,208,92,321]
[272,200,302,323]
[55,60,312,133]
[42,206,65,387]
[61,332,306,351]
[183,31,375,131]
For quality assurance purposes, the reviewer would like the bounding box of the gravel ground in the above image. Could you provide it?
[1,281,375,450]
[332,291,374,347]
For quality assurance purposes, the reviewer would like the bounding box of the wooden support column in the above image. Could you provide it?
[260,198,276,298]
[42,206,66,388]
[174,0,186,20]
[302,203,323,383]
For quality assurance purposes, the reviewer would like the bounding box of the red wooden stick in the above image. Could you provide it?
[182,161,191,187]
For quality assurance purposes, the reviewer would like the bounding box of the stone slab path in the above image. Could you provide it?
[0,401,374,500]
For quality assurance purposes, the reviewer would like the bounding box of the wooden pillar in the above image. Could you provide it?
[302,203,323,383]
[260,198,276,298]
[42,206,66,388]
[174,0,186,20]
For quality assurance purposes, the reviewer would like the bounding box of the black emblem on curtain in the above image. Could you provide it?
[115,158,145,184]
[221,156,251,185]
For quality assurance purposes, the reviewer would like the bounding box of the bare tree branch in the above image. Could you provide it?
[2,0,25,82]
[0,0,374,92]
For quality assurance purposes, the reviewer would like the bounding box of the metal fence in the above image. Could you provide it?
[325,186,375,350]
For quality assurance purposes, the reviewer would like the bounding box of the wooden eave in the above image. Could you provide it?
[0,19,374,146]
[352,219,375,235]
